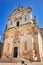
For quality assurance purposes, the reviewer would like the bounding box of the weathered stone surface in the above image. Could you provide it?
[0,62,43,65]
[0,7,43,62]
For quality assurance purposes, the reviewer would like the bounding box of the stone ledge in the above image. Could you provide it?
[0,62,43,65]
[0,58,29,63]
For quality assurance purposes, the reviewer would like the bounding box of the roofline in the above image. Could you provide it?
[8,7,32,18]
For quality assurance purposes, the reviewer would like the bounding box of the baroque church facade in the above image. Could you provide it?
[1,7,43,62]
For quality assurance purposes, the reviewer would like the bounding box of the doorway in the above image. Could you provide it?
[13,47,18,57]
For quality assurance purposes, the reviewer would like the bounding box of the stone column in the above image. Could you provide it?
[33,32,40,61]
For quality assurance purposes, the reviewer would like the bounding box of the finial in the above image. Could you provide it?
[28,5,31,8]
[28,6,32,11]
[34,16,36,20]
[18,4,21,8]
[21,5,23,8]
[28,6,30,8]
[33,16,37,25]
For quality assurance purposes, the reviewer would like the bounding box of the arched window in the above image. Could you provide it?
[10,20,13,25]
[25,17,27,21]
[20,17,22,20]
[17,21,19,26]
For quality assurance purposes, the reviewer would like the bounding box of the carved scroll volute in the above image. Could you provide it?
[4,32,8,39]
[15,17,20,22]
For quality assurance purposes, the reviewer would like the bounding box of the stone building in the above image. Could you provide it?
[0,43,3,58]
[40,28,43,60]
[1,7,43,62]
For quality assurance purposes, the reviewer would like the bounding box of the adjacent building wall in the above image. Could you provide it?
[38,32,42,61]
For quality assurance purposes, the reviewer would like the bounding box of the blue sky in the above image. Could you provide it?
[0,0,43,41]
